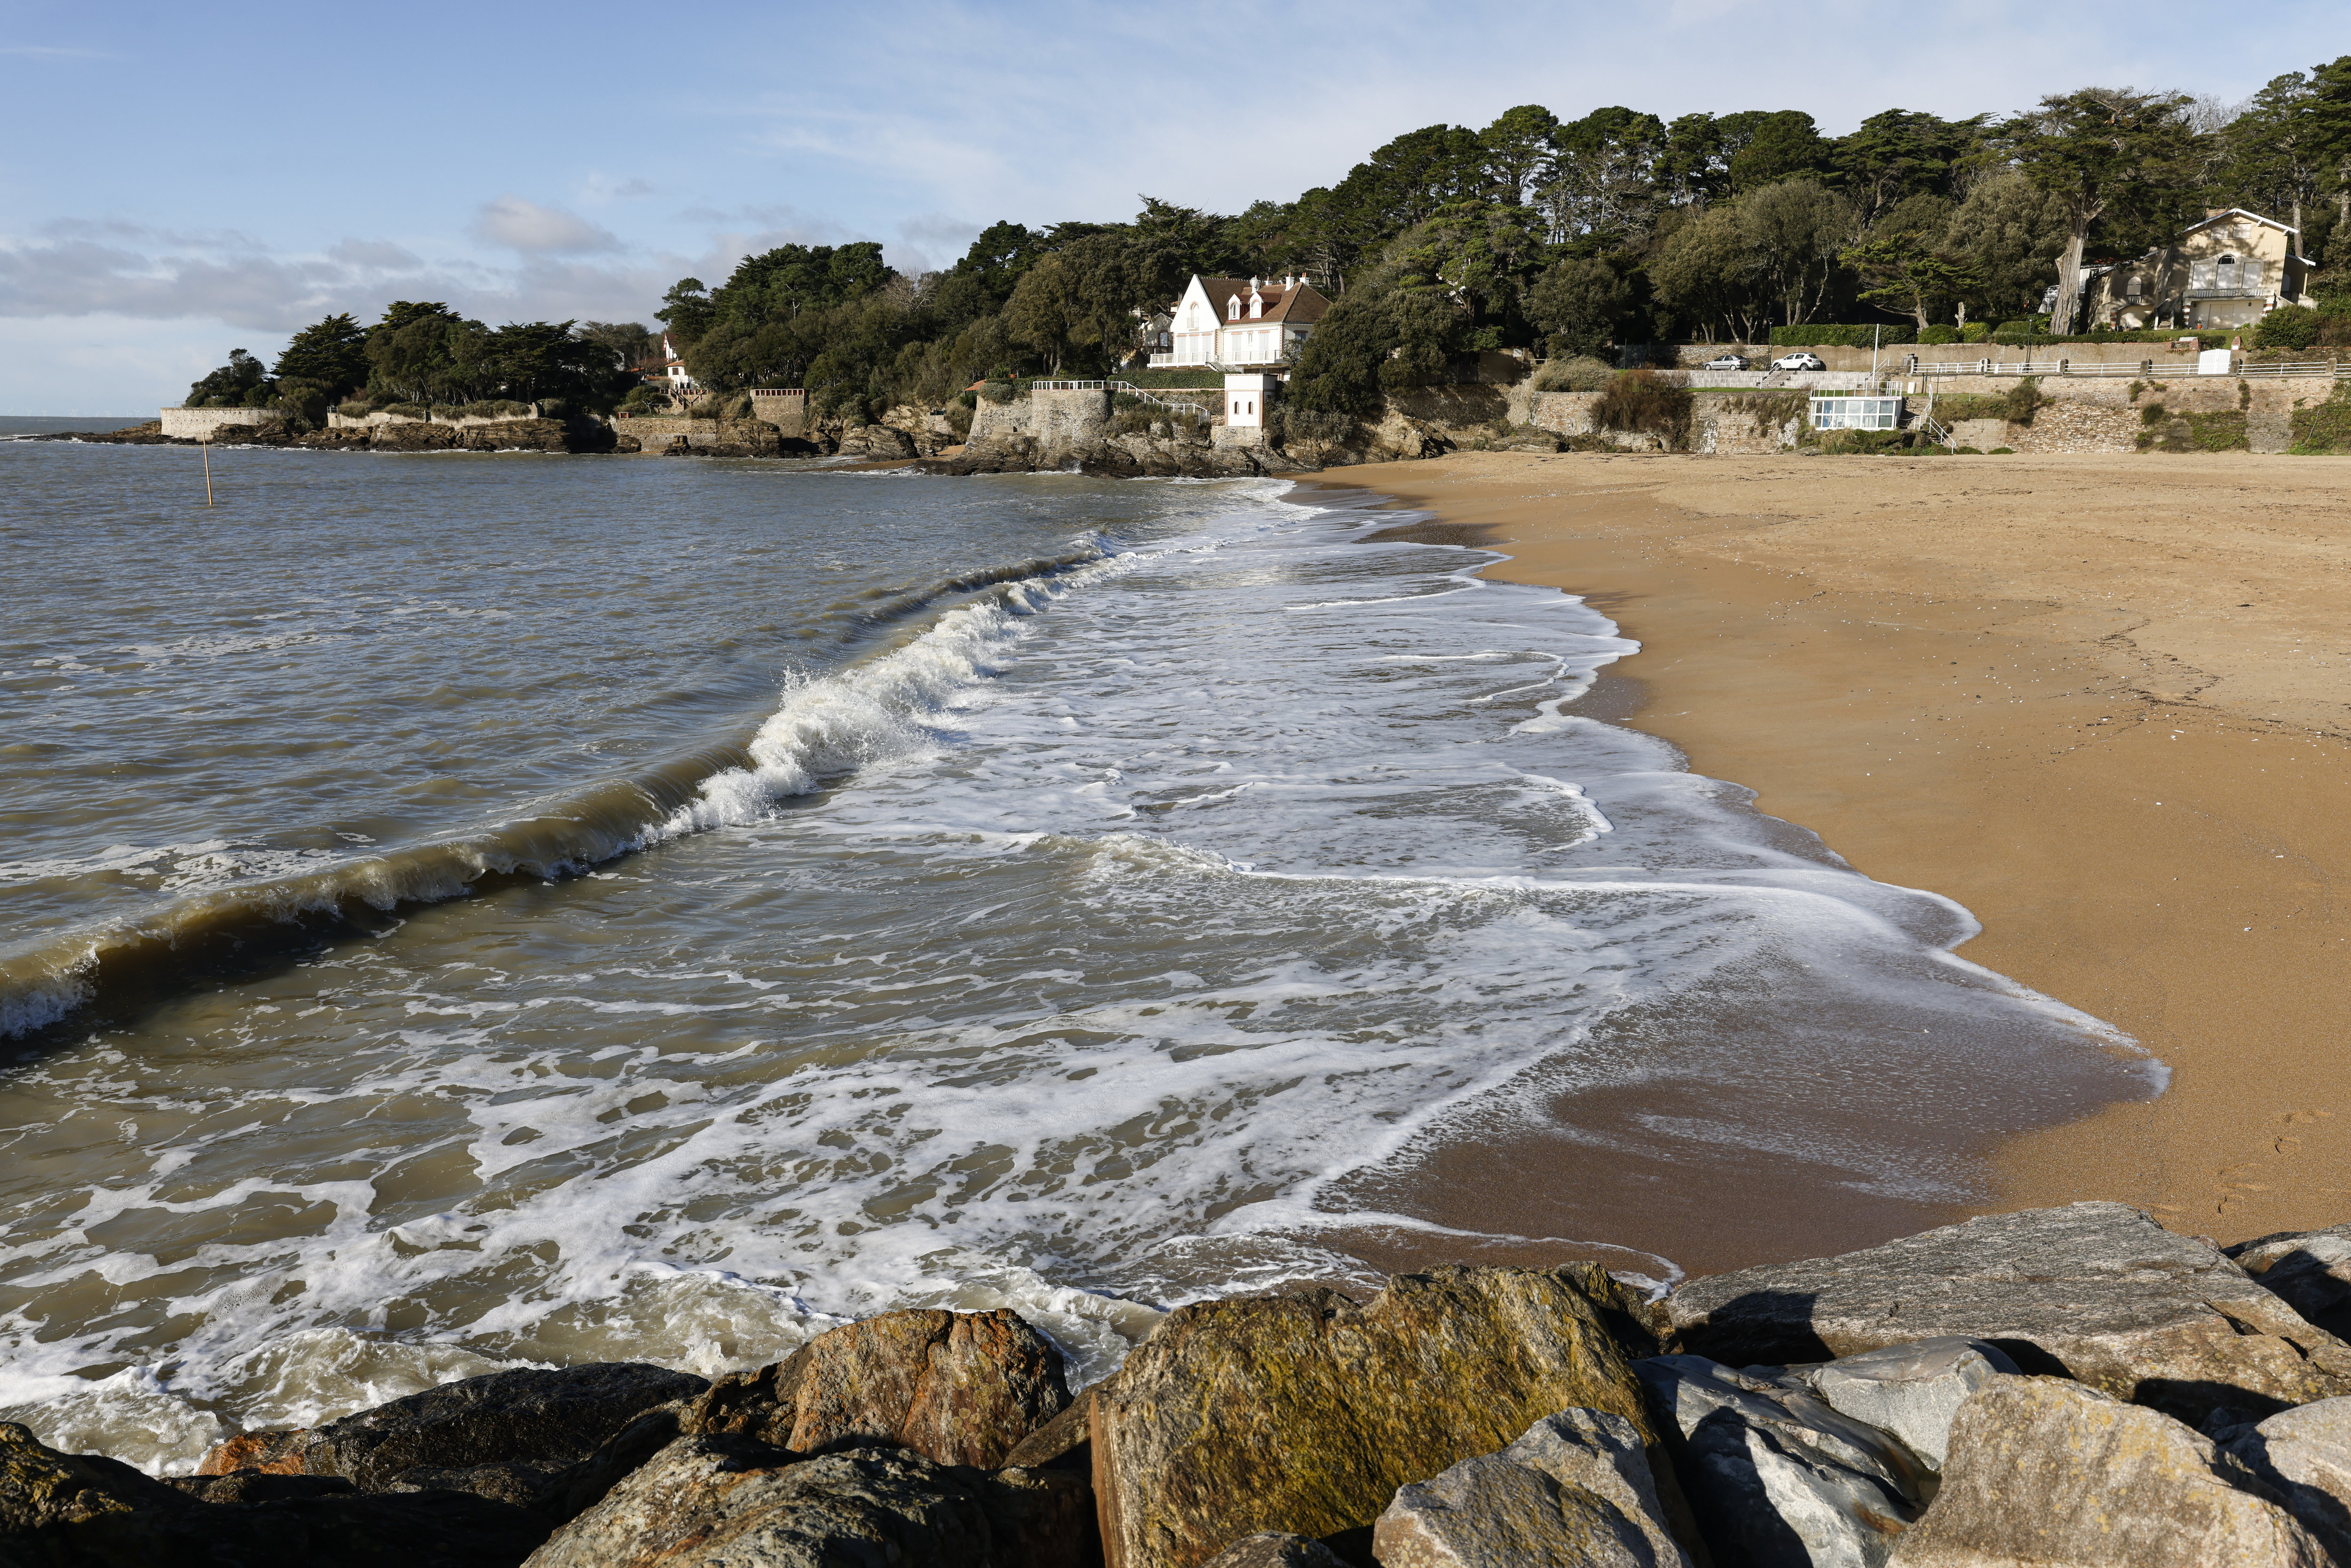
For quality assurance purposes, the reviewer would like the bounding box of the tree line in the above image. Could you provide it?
[189,60,2351,425]
[183,307,654,425]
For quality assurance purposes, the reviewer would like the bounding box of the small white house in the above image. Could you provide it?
[1223,372,1277,430]
[1154,276,1330,368]
[661,331,701,395]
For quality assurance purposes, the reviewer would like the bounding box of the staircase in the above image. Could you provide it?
[1109,381,1215,420]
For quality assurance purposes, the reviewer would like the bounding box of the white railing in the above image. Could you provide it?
[1911,357,2346,379]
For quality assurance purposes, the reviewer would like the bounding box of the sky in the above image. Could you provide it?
[2,0,2339,412]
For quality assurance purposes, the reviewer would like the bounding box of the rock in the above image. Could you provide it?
[198,1362,708,1493]
[0,1420,190,1532]
[1665,1202,2351,1422]
[683,1308,1068,1469]
[2231,1225,2351,1339]
[165,1470,357,1504]
[1888,1374,2327,1566]
[1372,1407,1690,1568]
[1199,1532,1349,1567]
[3,1421,546,1566]
[367,422,459,451]
[1794,1338,2020,1470]
[1001,1389,1094,1472]
[530,1402,692,1525]
[523,1433,1084,1568]
[837,424,916,459]
[1089,1264,1663,1568]
[382,1459,572,1508]
[2218,1395,2351,1560]
[1637,1355,1922,1567]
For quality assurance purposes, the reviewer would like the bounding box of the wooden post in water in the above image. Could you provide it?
[202,435,213,506]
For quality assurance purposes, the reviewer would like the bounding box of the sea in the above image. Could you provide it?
[0,434,2162,1473]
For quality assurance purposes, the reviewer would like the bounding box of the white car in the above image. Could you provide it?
[1703,354,1749,370]
[1771,352,1827,371]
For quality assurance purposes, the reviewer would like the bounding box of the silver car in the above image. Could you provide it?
[1704,354,1749,370]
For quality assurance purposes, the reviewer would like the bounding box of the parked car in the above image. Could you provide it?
[1703,353,1749,370]
[1771,352,1827,371]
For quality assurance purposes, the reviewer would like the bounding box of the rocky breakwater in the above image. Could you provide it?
[15,1202,2351,1566]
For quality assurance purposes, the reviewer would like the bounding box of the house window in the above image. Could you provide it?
[2217,255,2238,292]
[2126,277,2142,302]
[2242,258,2264,290]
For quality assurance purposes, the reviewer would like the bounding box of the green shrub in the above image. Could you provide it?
[1531,355,1615,392]
[1769,323,1917,347]
[2253,309,2322,351]
[2140,402,2167,425]
[1987,445,2014,453]
[1959,323,1993,343]
[978,381,1017,404]
[2289,386,2351,453]
[1955,446,1984,454]
[1917,325,1960,345]
[2004,377,2049,424]
[1592,370,1694,448]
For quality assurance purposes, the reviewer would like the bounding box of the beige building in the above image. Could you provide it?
[2087,208,2314,331]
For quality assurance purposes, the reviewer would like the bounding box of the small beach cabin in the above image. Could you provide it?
[1810,394,1901,431]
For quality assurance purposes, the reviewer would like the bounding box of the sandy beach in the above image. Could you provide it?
[1307,449,2351,1255]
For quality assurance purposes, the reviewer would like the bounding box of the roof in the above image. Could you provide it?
[2186,207,2297,237]
[1181,275,1332,328]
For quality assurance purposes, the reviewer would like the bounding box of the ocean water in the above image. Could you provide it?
[0,437,2162,1472]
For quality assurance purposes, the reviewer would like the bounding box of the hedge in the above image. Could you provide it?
[1769,324,1917,347]
[1987,328,2229,348]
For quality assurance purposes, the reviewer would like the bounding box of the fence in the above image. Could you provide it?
[1910,358,2351,380]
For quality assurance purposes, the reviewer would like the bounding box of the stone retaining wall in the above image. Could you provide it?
[158,407,276,439]
[326,406,543,431]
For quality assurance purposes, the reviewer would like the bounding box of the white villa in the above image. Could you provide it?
[660,331,701,395]
[2084,209,2315,331]
[1152,275,1331,368]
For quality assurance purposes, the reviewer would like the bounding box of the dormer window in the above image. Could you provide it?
[1227,295,1241,320]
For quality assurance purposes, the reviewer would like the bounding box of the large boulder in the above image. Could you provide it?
[1637,1356,1924,1567]
[2231,1225,2351,1340]
[522,1433,1087,1568]
[1372,1408,1690,1568]
[1888,1375,2327,1566]
[2217,1395,2351,1560]
[1791,1338,2020,1471]
[1,1421,547,1567]
[682,1308,1069,1469]
[1666,1203,2351,1422]
[197,1363,708,1498]
[1088,1264,1666,1568]
[1198,1535,1348,1568]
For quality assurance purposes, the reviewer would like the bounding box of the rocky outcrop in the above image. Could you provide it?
[1665,1202,2351,1423]
[1372,1407,1689,1568]
[1088,1264,1664,1568]
[1887,1375,2327,1566]
[2233,1225,2351,1340]
[521,1435,1088,1568]
[682,1308,1070,1469]
[197,1363,707,1498]
[1638,1355,1925,1567]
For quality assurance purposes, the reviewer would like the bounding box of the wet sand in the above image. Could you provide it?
[1303,450,2351,1266]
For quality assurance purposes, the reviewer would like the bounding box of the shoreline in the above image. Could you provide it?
[1299,450,2351,1250]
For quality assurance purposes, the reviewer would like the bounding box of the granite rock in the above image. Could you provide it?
[1795,1338,2020,1471]
[1372,1407,1690,1568]
[1638,1355,1923,1567]
[1666,1202,2351,1422]
[682,1308,1069,1469]
[1888,1374,2326,1566]
[197,1363,708,1495]
[522,1433,1085,1568]
[2217,1395,2351,1561]
[2231,1224,2351,1340]
[1089,1264,1662,1568]
[1198,1533,1348,1568]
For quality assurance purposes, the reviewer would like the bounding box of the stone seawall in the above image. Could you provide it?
[158,407,277,440]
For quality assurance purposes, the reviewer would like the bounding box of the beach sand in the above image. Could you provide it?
[1303,449,2351,1264]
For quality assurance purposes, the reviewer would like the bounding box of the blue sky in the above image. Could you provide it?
[3,0,2338,412]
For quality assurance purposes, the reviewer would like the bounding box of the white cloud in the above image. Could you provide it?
[471,196,620,254]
